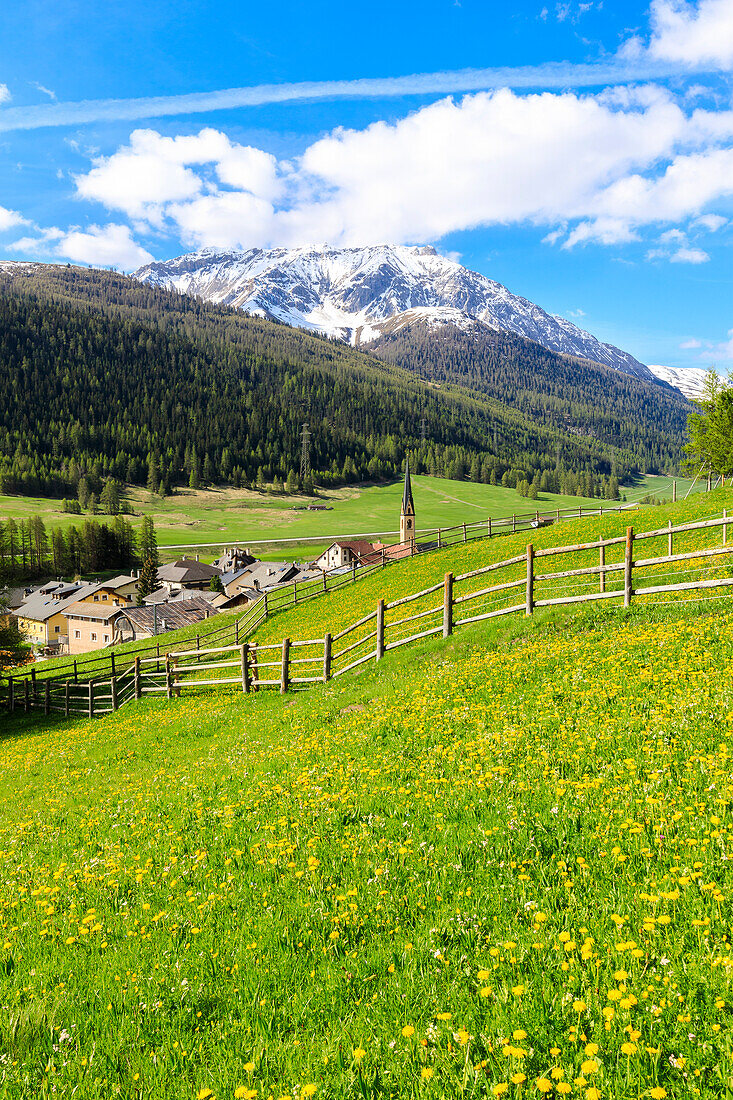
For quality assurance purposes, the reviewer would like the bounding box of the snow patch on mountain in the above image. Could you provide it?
[647,364,710,400]
[134,244,653,381]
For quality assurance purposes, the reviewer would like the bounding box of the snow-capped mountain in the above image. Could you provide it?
[647,364,710,401]
[134,244,654,381]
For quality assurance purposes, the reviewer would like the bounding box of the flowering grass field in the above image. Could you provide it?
[2,495,733,1099]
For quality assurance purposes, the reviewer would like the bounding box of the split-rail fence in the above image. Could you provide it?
[4,508,731,721]
[1,501,629,713]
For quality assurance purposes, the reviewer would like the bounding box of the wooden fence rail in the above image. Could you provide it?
[6,508,730,721]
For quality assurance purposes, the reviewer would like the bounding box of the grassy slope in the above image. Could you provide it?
[1,567,732,1096]
[249,490,730,649]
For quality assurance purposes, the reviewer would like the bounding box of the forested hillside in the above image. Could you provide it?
[0,265,684,500]
[370,318,690,473]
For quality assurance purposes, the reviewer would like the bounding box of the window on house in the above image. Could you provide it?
[91,632,97,641]
[93,594,99,602]
[54,625,60,633]
[104,634,109,642]
[74,630,80,639]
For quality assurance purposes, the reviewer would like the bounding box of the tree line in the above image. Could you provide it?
[0,515,138,585]
[0,266,668,504]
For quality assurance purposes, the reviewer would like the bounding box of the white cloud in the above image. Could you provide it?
[681,337,703,347]
[14,83,733,259]
[648,0,733,67]
[0,83,10,105]
[59,224,154,269]
[694,212,727,230]
[0,205,26,233]
[75,127,281,231]
[670,245,710,261]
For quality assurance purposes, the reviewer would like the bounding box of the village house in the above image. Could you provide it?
[64,602,124,654]
[14,581,102,650]
[313,540,378,571]
[156,558,222,591]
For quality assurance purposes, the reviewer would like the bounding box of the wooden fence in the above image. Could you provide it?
[1,501,630,703]
[5,509,731,719]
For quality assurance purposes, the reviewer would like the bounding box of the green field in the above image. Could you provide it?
[0,477,638,563]
[1,492,733,1098]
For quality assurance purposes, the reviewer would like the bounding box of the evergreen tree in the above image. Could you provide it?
[139,516,159,569]
[138,556,158,602]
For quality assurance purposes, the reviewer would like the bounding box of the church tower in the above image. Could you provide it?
[400,458,416,545]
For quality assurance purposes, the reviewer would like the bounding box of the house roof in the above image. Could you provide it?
[245,562,299,590]
[117,596,218,635]
[16,582,102,623]
[63,601,124,622]
[104,574,139,590]
[157,558,220,585]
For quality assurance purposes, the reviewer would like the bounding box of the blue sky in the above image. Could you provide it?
[0,0,732,369]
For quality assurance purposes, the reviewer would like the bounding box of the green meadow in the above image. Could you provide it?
[1,492,732,1098]
[0,474,704,563]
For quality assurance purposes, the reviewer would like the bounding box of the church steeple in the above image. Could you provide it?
[400,458,416,545]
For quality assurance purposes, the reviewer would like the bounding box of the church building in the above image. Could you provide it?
[400,459,416,545]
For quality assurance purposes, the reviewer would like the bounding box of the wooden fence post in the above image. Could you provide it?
[668,520,673,557]
[323,633,332,682]
[624,527,634,609]
[443,573,453,638]
[240,644,250,693]
[250,644,259,692]
[488,516,492,538]
[263,592,269,615]
[235,619,239,645]
[376,600,385,660]
[111,676,118,711]
[724,510,728,546]
[437,529,442,549]
[578,506,582,518]
[64,681,70,718]
[462,523,467,543]
[165,655,172,700]
[599,543,606,594]
[352,561,357,584]
[88,680,94,720]
[382,548,386,566]
[44,680,50,717]
[293,581,297,606]
[673,479,677,502]
[323,572,327,592]
[24,679,29,713]
[7,677,13,713]
[525,544,534,616]
[134,656,141,700]
[73,659,78,683]
[156,642,161,673]
[173,657,180,698]
[280,638,290,694]
[31,668,37,708]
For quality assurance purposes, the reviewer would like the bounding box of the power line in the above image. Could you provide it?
[300,422,311,482]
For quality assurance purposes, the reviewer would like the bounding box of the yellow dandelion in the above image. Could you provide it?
[402,1025,415,1038]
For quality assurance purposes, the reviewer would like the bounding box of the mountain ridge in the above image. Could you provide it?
[134,243,654,382]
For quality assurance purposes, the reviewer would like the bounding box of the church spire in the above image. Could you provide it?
[400,458,416,544]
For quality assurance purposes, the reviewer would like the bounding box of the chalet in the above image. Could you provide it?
[64,602,124,654]
[156,558,222,591]
[313,540,378,572]
[245,562,300,591]
[14,581,101,650]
